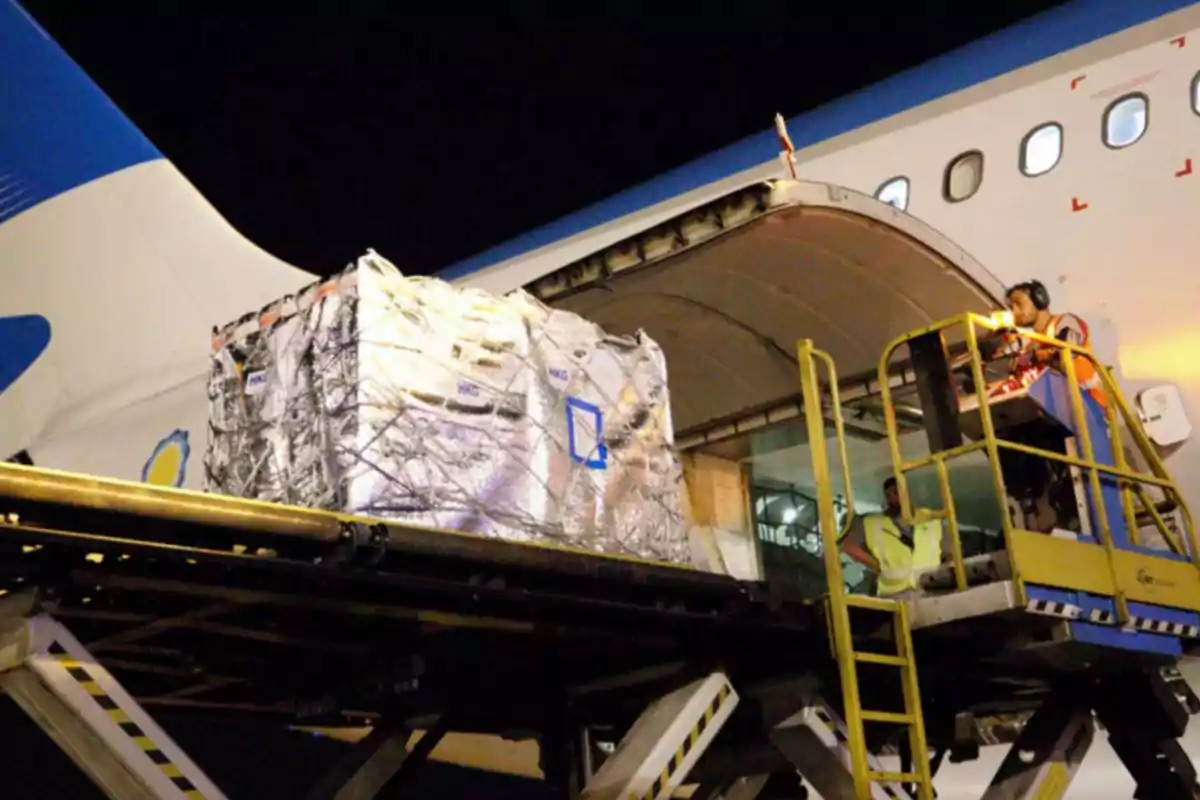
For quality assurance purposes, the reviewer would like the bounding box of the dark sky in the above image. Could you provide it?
[23,2,1067,277]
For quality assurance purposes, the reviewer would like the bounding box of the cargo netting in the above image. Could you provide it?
[205,251,691,566]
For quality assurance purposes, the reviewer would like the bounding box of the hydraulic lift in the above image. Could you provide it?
[0,599,225,800]
[1,314,1200,799]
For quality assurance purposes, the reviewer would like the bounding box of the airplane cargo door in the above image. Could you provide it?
[528,179,1008,592]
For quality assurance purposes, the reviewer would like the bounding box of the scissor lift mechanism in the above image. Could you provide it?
[0,601,225,800]
[0,585,908,800]
[0,599,1187,800]
[0,577,897,800]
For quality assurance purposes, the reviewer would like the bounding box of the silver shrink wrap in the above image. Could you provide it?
[204,251,690,566]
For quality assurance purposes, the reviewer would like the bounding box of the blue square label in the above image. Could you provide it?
[566,396,607,469]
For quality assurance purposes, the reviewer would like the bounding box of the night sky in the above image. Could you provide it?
[23,2,1068,279]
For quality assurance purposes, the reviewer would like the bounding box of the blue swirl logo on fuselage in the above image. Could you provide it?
[0,314,51,396]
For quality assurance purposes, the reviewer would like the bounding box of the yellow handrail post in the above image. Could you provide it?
[813,350,858,538]
[797,338,871,798]
[1134,483,1186,555]
[875,345,911,524]
[1060,352,1130,625]
[1102,379,1141,548]
[934,456,966,591]
[1097,362,1200,565]
[895,599,934,798]
[961,317,1025,605]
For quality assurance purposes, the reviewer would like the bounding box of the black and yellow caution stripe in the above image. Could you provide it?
[47,640,209,800]
[812,706,907,800]
[630,683,732,800]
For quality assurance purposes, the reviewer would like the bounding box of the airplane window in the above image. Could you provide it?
[1192,72,1200,115]
[943,151,984,202]
[1020,123,1062,177]
[874,176,910,211]
[1103,93,1148,148]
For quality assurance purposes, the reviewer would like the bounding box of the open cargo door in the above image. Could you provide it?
[525,180,1007,586]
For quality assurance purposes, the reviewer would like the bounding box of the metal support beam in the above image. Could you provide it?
[908,330,963,454]
[582,672,738,800]
[0,613,227,800]
[540,710,583,799]
[722,774,770,800]
[0,668,158,800]
[687,779,728,800]
[980,690,1093,800]
[85,603,236,652]
[769,700,912,800]
[688,744,791,786]
[680,775,771,800]
[1095,671,1197,800]
[305,722,446,800]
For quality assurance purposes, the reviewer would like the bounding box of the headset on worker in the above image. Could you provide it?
[967,279,1054,369]
[1005,279,1051,311]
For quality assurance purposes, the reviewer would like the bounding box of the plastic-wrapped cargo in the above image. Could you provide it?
[204,251,691,566]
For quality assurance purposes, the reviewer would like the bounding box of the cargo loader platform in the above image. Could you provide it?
[0,461,842,799]
[0,462,822,726]
[0,459,1163,800]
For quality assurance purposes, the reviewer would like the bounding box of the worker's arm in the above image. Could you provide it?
[1027,315,1087,365]
[948,331,1015,371]
[1054,314,1087,346]
[840,518,879,573]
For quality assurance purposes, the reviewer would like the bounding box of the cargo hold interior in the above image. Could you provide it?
[527,180,1007,592]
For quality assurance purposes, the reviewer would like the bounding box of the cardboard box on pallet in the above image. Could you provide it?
[204,251,691,566]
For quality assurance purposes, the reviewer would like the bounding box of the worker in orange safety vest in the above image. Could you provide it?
[1001,279,1108,412]
[983,280,1108,532]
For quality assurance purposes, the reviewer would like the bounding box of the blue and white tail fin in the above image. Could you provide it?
[0,0,313,486]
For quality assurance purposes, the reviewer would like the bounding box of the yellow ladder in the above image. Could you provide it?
[797,338,934,799]
[828,593,934,799]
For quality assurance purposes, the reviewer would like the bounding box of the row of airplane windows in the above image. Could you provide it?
[872,80,1185,211]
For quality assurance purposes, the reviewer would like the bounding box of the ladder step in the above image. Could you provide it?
[853,651,907,667]
[845,595,897,612]
[869,770,921,783]
[861,710,914,724]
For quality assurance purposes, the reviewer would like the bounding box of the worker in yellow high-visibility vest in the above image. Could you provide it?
[841,478,948,600]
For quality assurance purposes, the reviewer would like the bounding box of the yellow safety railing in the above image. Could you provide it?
[798,339,934,800]
[876,312,1199,623]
